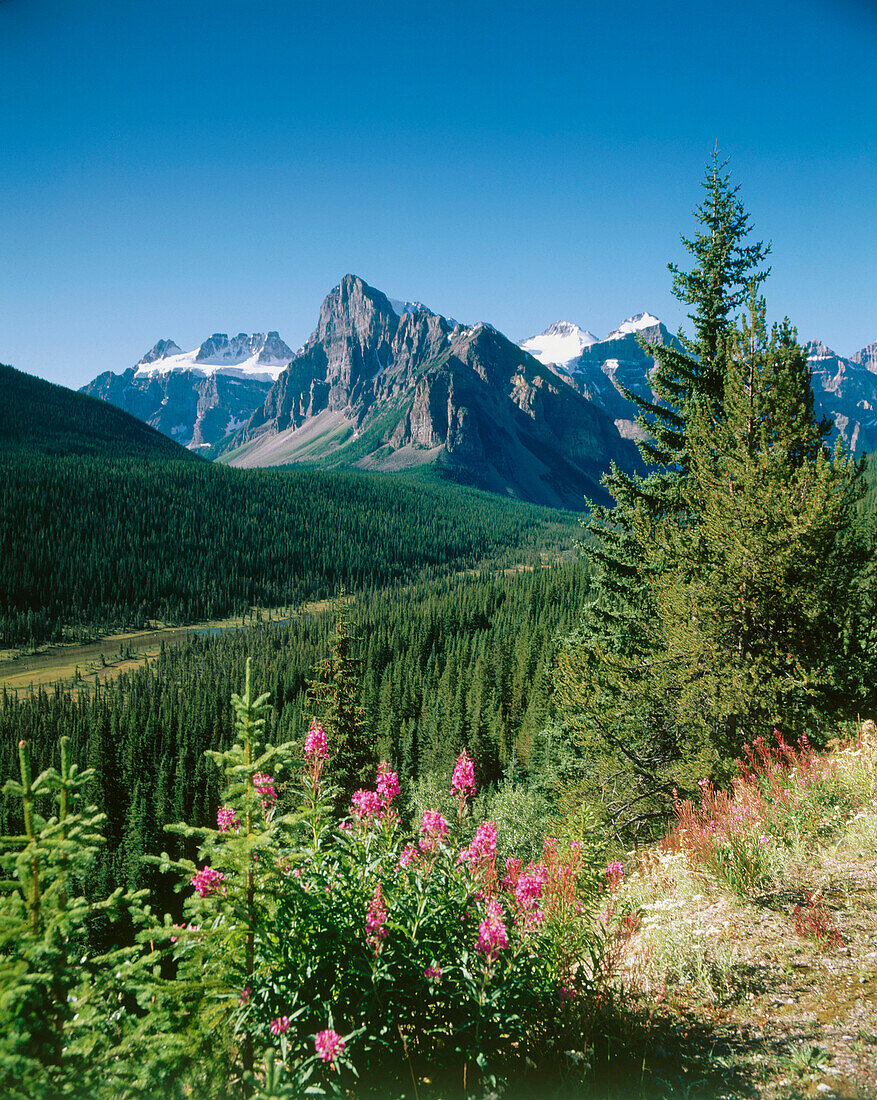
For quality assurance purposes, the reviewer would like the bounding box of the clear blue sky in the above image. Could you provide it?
[2,0,875,388]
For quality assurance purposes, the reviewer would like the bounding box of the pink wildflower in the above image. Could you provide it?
[304,721,328,760]
[366,883,388,954]
[605,861,624,891]
[217,806,240,833]
[239,986,251,1005]
[270,1016,290,1035]
[502,856,522,891]
[460,820,497,868]
[399,844,419,869]
[351,788,383,820]
[424,965,443,981]
[191,866,225,897]
[253,772,277,810]
[376,762,400,806]
[419,809,449,850]
[315,1029,345,1064]
[477,900,508,962]
[451,749,476,802]
[515,867,546,909]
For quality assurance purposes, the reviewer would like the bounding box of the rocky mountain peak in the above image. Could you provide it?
[316,275,397,340]
[257,332,294,363]
[308,275,401,389]
[605,313,663,341]
[196,334,233,361]
[851,342,877,372]
[138,338,182,366]
[806,339,836,359]
[519,320,598,368]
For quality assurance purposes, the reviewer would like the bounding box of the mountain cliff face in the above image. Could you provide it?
[81,332,290,447]
[220,275,641,510]
[805,340,877,454]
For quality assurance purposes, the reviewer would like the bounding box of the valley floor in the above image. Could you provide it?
[0,603,312,695]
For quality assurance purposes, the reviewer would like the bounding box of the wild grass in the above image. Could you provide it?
[664,723,877,898]
[610,722,877,1011]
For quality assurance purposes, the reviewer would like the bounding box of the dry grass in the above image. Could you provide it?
[607,723,877,1098]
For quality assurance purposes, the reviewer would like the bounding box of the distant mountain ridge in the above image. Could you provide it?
[78,278,876,505]
[80,331,294,449]
[217,275,641,509]
[521,319,877,451]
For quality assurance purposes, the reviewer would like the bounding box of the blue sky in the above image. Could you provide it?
[1,0,875,388]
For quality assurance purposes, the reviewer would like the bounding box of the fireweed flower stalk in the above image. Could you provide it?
[452,749,476,817]
[191,865,225,897]
[217,806,240,833]
[366,882,388,955]
[460,819,499,896]
[376,762,400,808]
[253,772,277,811]
[304,720,328,788]
[605,861,624,892]
[315,1028,345,1065]
[477,899,509,964]
[351,788,383,822]
[419,809,449,852]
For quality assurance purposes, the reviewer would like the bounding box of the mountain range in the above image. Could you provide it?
[78,275,877,509]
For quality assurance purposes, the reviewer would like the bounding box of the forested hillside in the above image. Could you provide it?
[0,362,195,460]
[0,454,576,646]
[0,563,589,915]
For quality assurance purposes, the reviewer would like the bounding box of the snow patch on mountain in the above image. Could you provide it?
[134,332,293,382]
[519,321,599,367]
[605,313,662,341]
[389,297,462,327]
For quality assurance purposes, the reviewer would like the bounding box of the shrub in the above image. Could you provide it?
[149,662,619,1096]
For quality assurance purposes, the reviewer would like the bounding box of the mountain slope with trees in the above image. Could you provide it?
[0,454,576,647]
[0,361,196,460]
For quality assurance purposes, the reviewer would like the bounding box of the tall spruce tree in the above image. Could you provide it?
[638,294,868,754]
[555,154,776,835]
[580,149,771,651]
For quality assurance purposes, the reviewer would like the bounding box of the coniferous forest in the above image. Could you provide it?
[3,158,877,1098]
[0,452,576,647]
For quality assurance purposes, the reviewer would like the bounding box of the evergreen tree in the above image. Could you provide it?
[579,149,771,657]
[637,294,868,753]
[555,155,777,835]
[307,594,374,800]
[0,738,155,1097]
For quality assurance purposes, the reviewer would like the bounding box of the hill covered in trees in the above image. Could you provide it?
[0,362,196,460]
